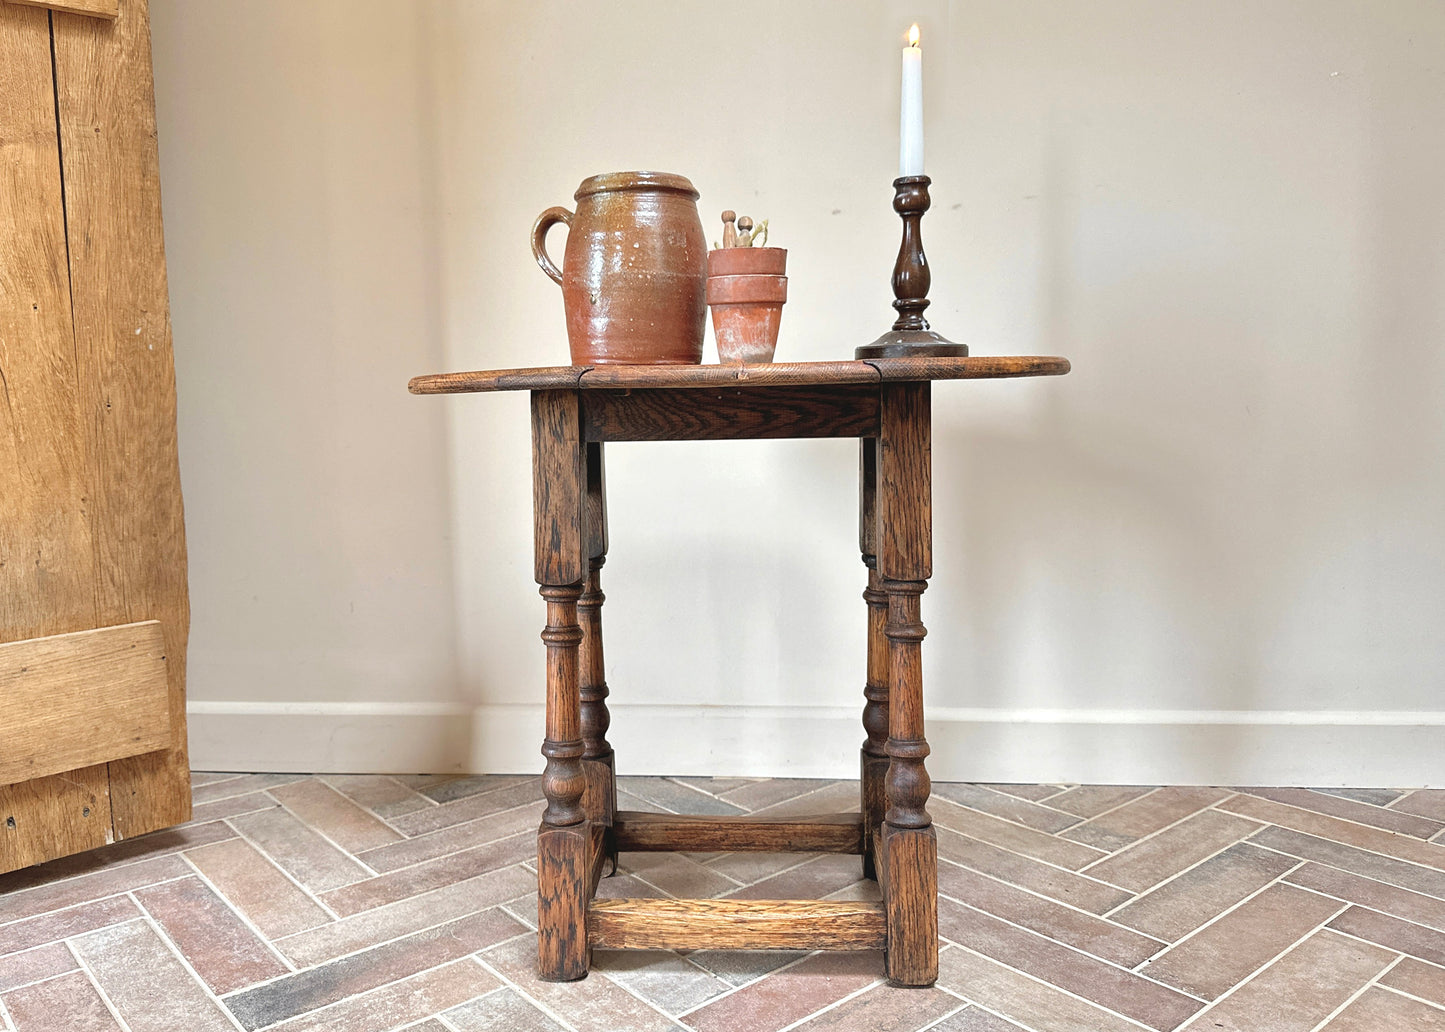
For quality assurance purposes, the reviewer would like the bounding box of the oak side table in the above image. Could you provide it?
[410,355,1069,987]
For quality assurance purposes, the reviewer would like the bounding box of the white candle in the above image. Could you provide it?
[899,23,924,177]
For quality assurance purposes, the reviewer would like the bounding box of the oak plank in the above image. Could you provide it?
[588,898,885,951]
[0,622,170,786]
[0,0,117,872]
[612,810,865,854]
[52,0,192,839]
[410,356,1069,395]
[581,385,880,442]
[5,0,118,19]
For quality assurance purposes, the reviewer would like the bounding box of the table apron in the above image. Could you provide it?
[579,384,881,442]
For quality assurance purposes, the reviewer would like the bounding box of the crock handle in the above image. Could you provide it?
[530,207,573,286]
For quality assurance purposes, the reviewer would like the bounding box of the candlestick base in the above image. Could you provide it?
[856,175,969,360]
[856,329,967,360]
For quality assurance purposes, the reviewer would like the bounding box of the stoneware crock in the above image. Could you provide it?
[531,171,707,365]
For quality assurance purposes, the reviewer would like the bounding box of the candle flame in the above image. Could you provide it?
[908,23,920,47]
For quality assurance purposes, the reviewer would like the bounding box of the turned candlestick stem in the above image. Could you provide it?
[856,176,968,359]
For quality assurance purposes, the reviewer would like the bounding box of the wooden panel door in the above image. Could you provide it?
[0,0,190,873]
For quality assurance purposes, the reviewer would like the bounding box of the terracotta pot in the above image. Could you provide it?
[532,171,707,365]
[706,248,788,363]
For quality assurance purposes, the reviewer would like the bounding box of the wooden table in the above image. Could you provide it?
[410,355,1070,986]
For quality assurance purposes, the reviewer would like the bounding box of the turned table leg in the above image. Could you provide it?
[876,381,938,987]
[579,443,617,834]
[532,390,592,981]
[859,439,889,880]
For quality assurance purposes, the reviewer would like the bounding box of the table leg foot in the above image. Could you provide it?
[880,822,938,987]
[537,822,593,981]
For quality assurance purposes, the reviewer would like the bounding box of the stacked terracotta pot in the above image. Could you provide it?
[706,247,788,364]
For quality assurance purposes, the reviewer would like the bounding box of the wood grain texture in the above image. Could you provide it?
[0,622,171,786]
[581,385,880,442]
[880,823,939,986]
[611,810,865,854]
[409,356,1069,394]
[860,563,890,880]
[588,898,886,951]
[5,0,118,18]
[52,0,191,839]
[537,823,592,980]
[0,0,115,870]
[877,382,931,580]
[530,390,585,585]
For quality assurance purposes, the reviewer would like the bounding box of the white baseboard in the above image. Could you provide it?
[186,701,1445,786]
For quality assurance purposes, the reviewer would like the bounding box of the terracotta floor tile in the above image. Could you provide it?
[480,934,681,1032]
[1082,809,1262,893]
[621,853,741,899]
[270,780,403,853]
[0,855,188,926]
[187,791,281,825]
[443,986,571,1031]
[191,772,246,787]
[0,895,141,957]
[1,969,122,1032]
[229,806,372,892]
[927,1006,1029,1031]
[823,878,883,902]
[702,852,813,886]
[0,822,232,897]
[70,919,237,1032]
[266,957,498,1032]
[938,899,1201,1030]
[358,800,545,873]
[191,773,308,804]
[938,862,1164,966]
[717,778,834,813]
[275,864,535,967]
[1315,787,1407,806]
[418,773,536,804]
[935,946,1144,1032]
[1288,862,1445,932]
[1112,842,1300,942]
[1329,906,1445,966]
[932,783,1082,833]
[725,854,864,901]
[321,775,434,819]
[789,977,961,1031]
[673,776,760,796]
[185,836,332,939]
[1063,787,1231,852]
[1242,788,1444,839]
[390,778,544,837]
[1380,957,1445,1008]
[931,799,1106,871]
[1177,929,1396,1032]
[322,830,536,917]
[227,909,523,1030]
[591,949,733,1014]
[133,875,287,994]
[1394,791,1445,824]
[1221,794,1445,872]
[1141,882,1344,1000]
[1323,985,1445,1031]
[392,773,465,794]
[0,943,76,993]
[750,781,862,819]
[1252,825,1445,898]
[680,951,882,1032]
[619,777,748,816]
[936,830,1130,917]
[681,948,809,986]
[977,783,1069,803]
[1043,785,1153,819]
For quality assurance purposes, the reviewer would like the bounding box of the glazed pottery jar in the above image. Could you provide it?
[531,171,707,365]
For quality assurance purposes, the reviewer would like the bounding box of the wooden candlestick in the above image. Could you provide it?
[855,176,968,359]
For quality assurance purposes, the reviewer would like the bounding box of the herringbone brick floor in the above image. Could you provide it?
[3,776,1445,1031]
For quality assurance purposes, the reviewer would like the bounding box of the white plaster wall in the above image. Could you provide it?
[155,1,1445,783]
